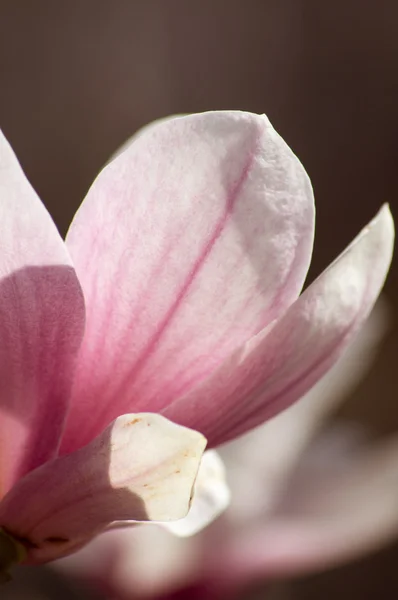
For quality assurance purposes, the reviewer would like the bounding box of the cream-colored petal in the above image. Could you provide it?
[165,450,230,537]
[0,414,206,563]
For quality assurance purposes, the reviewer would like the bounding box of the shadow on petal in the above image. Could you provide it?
[0,422,147,563]
[0,265,85,495]
[0,413,205,564]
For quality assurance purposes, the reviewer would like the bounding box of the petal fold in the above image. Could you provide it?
[165,450,230,537]
[0,131,85,494]
[0,414,206,563]
[164,205,394,446]
[61,111,314,452]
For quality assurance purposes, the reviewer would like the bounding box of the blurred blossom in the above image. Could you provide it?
[58,300,398,599]
[0,112,393,580]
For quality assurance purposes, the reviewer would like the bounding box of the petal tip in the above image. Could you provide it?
[365,204,394,265]
[374,203,394,237]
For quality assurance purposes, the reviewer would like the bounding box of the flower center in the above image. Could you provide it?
[0,528,26,583]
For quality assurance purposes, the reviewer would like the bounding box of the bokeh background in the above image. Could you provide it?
[1,1,398,598]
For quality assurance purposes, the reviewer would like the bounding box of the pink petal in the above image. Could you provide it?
[219,299,390,521]
[212,435,398,582]
[0,414,206,563]
[0,131,85,495]
[57,525,202,599]
[164,205,394,446]
[61,111,314,453]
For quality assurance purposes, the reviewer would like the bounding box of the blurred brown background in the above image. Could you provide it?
[0,1,397,598]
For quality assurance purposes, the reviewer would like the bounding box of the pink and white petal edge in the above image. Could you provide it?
[0,414,206,563]
[0,130,85,494]
[164,205,394,446]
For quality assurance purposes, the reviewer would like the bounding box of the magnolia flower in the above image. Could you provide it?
[0,111,393,576]
[58,301,398,600]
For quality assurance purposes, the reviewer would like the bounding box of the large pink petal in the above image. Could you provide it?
[61,111,314,453]
[0,414,206,564]
[164,206,394,446]
[0,131,85,495]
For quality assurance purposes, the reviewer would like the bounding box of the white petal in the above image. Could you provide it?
[165,450,230,537]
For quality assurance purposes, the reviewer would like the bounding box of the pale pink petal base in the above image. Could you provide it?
[61,111,314,453]
[165,206,394,446]
[0,131,85,495]
[0,414,206,563]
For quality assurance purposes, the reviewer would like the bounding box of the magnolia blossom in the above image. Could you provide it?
[58,300,398,600]
[0,111,393,576]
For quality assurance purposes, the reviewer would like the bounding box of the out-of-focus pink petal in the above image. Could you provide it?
[211,435,398,584]
[164,206,394,446]
[0,131,85,495]
[61,111,314,453]
[57,525,202,599]
[0,414,206,563]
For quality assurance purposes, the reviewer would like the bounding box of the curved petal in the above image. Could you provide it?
[219,298,390,521]
[108,114,186,161]
[212,435,398,582]
[107,449,230,538]
[61,111,314,453]
[165,450,230,537]
[0,414,206,564]
[0,131,85,495]
[164,206,394,446]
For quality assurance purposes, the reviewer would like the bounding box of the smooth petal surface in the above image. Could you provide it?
[57,525,202,599]
[56,298,393,598]
[220,298,390,521]
[165,450,230,537]
[0,131,85,495]
[61,111,314,452]
[108,449,230,537]
[212,435,398,582]
[0,414,206,563]
[164,206,394,446]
